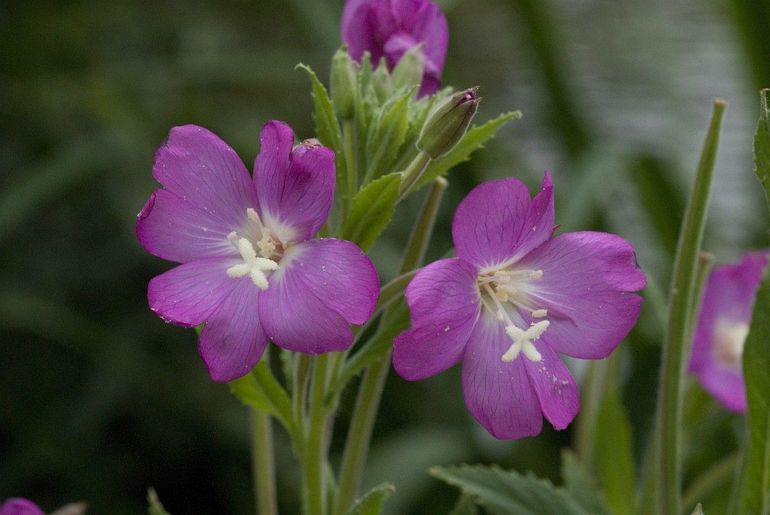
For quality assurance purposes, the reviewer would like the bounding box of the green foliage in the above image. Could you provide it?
[431,464,592,515]
[228,361,293,432]
[449,494,480,515]
[363,89,413,182]
[344,483,395,515]
[415,111,521,190]
[595,388,636,515]
[561,451,611,515]
[147,488,171,515]
[732,273,770,514]
[297,63,346,195]
[342,172,402,251]
[754,89,770,212]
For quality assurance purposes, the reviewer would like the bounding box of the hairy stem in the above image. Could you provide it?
[251,409,278,515]
[303,354,331,515]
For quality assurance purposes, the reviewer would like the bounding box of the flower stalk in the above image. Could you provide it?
[251,408,278,515]
[334,176,448,514]
[303,354,332,515]
[656,99,726,515]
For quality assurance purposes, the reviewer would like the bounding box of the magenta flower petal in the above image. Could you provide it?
[148,257,240,328]
[199,278,269,382]
[137,189,238,263]
[253,121,335,244]
[689,251,769,413]
[152,125,258,229]
[461,311,543,439]
[393,258,480,380]
[0,498,44,515]
[395,173,645,439]
[284,238,379,325]
[259,253,355,354]
[341,0,448,96]
[522,341,580,430]
[516,231,645,359]
[139,120,379,381]
[452,174,554,270]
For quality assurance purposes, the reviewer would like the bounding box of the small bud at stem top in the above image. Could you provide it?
[417,87,481,158]
[331,46,359,120]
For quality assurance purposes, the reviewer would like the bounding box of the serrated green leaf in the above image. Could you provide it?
[147,488,171,515]
[415,111,521,190]
[754,89,770,213]
[449,494,480,515]
[561,451,611,515]
[297,64,347,198]
[431,465,591,515]
[595,387,635,515]
[732,272,770,515]
[344,483,395,515]
[297,64,341,150]
[363,90,412,183]
[342,172,401,251]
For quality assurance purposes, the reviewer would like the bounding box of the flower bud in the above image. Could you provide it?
[372,58,393,103]
[417,87,481,158]
[331,46,358,119]
[391,44,425,92]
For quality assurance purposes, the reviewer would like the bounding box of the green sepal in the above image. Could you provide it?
[343,483,396,515]
[431,464,592,515]
[415,111,521,190]
[342,172,401,251]
[228,361,294,434]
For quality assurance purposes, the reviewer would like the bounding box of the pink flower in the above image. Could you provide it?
[392,174,646,439]
[689,251,769,413]
[0,498,44,515]
[137,122,380,381]
[342,0,449,96]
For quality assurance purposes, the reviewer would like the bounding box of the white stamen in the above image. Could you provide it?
[532,309,548,318]
[226,238,279,290]
[501,320,549,363]
[529,269,543,280]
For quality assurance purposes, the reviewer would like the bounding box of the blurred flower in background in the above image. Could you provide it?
[341,0,448,95]
[689,251,769,412]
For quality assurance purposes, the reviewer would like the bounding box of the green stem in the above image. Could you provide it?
[656,99,726,515]
[293,353,312,436]
[397,150,432,198]
[574,360,608,469]
[341,120,359,223]
[303,354,331,515]
[333,177,448,514]
[251,409,278,515]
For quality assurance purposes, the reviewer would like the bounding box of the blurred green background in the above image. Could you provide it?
[2,0,769,513]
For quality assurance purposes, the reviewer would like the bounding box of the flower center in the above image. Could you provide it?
[478,268,549,363]
[713,320,748,372]
[226,208,281,290]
